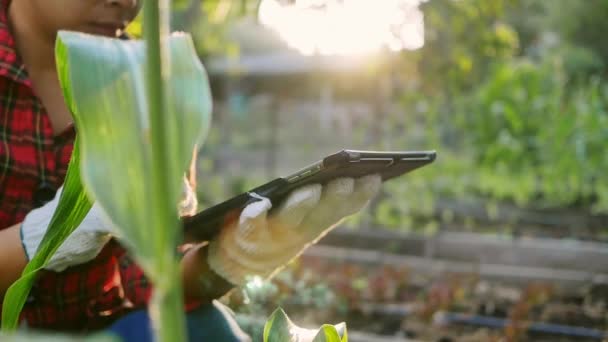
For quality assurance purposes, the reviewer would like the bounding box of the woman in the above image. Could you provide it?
[0,0,381,340]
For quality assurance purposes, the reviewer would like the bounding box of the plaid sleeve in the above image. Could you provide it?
[19,239,152,332]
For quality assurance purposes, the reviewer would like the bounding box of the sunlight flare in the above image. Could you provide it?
[259,0,425,56]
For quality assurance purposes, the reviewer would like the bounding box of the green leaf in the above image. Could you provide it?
[311,325,343,342]
[2,139,92,330]
[263,308,348,342]
[336,323,348,342]
[55,30,212,277]
[54,20,212,341]
[3,3,212,340]
[263,308,295,342]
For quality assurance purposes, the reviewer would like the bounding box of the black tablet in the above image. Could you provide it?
[183,149,436,242]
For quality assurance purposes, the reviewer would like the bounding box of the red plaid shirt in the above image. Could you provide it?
[0,0,152,331]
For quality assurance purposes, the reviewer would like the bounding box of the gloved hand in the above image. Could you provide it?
[207,174,382,286]
[20,176,198,272]
[20,187,114,272]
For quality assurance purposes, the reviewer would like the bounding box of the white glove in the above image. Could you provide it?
[20,176,198,272]
[208,174,382,286]
[20,187,114,272]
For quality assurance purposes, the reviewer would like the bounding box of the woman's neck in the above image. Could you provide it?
[8,1,56,73]
[7,1,75,136]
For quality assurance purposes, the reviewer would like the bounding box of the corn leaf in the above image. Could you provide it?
[1,139,92,330]
[54,30,212,275]
[54,27,211,341]
[2,4,211,340]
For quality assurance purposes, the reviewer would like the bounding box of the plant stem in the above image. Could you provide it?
[144,0,187,341]
[150,266,187,342]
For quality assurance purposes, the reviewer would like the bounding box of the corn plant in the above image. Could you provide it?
[2,1,211,341]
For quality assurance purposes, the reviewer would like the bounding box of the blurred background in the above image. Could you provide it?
[134,0,608,340]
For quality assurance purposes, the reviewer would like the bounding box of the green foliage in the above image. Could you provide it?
[1,140,92,330]
[457,58,608,210]
[419,0,520,93]
[170,0,261,57]
[506,0,607,79]
[54,20,212,340]
[126,0,262,57]
[263,308,347,342]
[544,0,608,68]
[55,28,212,274]
[463,60,564,171]
[4,2,213,339]
[263,308,294,342]
[366,0,608,234]
[312,324,347,342]
[376,56,608,230]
